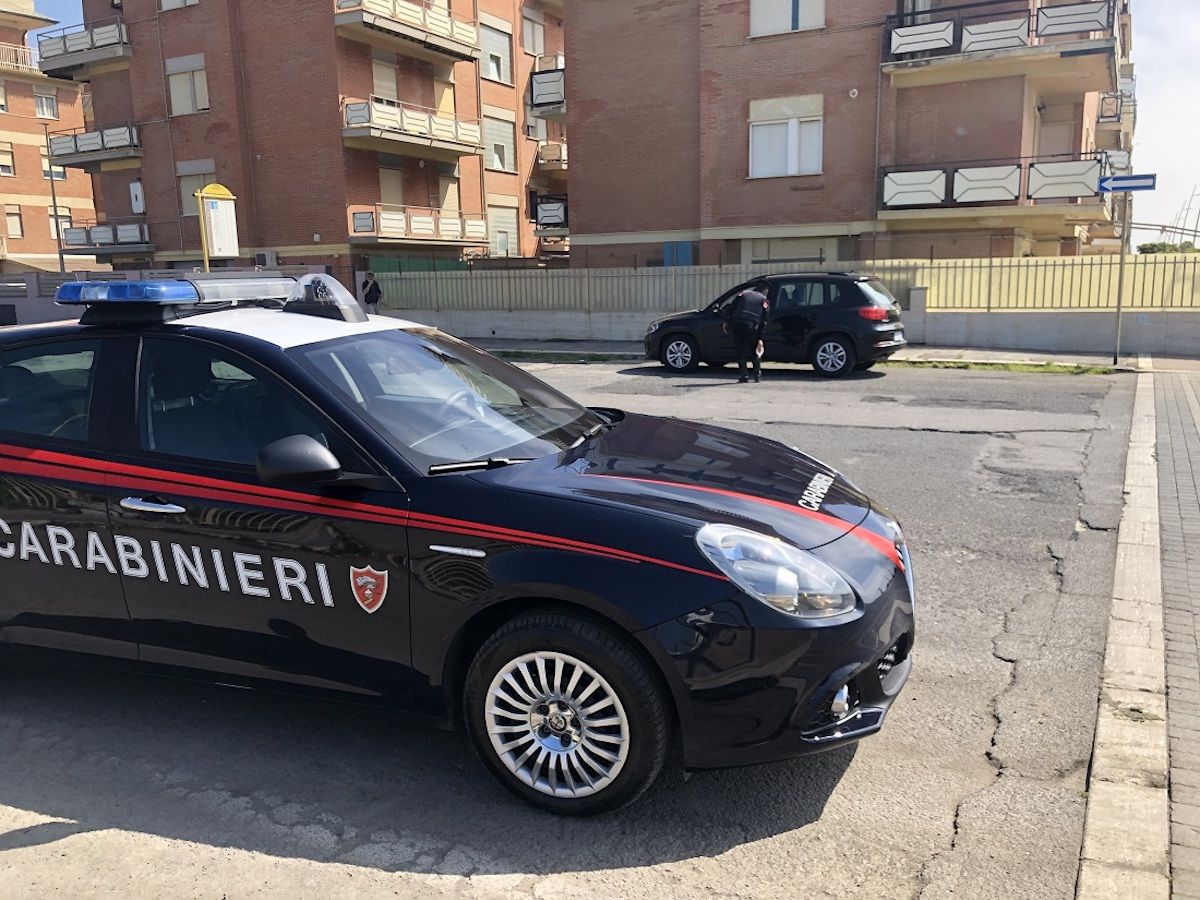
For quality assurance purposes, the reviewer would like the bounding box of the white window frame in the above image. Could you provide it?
[161,0,199,9]
[522,17,545,56]
[0,81,7,114]
[34,87,59,120]
[41,149,65,181]
[749,116,823,179]
[750,0,826,38]
[0,141,13,176]
[49,206,71,241]
[167,60,210,116]
[5,204,22,238]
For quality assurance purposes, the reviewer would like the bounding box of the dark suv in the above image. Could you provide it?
[645,273,907,377]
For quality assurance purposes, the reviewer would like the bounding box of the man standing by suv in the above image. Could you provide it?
[724,283,770,383]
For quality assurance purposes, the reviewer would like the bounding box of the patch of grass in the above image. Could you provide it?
[878,359,1117,376]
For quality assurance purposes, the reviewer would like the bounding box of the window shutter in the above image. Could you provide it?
[480,25,512,83]
[797,0,826,31]
[797,119,823,175]
[484,117,516,171]
[750,0,793,36]
[488,206,519,257]
[750,122,789,178]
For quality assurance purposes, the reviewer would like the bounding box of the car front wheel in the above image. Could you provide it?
[464,611,670,815]
[661,335,699,372]
[812,336,856,378]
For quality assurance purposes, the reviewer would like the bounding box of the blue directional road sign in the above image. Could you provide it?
[1099,173,1157,193]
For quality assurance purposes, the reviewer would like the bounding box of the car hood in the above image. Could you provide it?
[475,413,875,551]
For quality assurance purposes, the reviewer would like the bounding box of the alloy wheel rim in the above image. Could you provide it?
[665,340,693,369]
[817,342,847,372]
[485,651,630,799]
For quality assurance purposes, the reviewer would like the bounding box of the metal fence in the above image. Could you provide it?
[376,255,1200,315]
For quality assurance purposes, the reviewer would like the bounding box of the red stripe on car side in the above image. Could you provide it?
[582,473,904,568]
[0,446,725,582]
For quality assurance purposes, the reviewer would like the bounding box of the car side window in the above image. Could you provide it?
[828,282,854,306]
[711,289,741,315]
[773,280,824,313]
[137,338,363,471]
[0,340,100,444]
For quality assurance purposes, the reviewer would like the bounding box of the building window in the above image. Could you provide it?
[488,205,519,257]
[41,150,66,181]
[179,173,217,216]
[0,82,7,114]
[522,16,545,56]
[167,57,209,116]
[49,206,71,241]
[526,112,547,141]
[0,142,13,176]
[161,0,199,8]
[750,0,825,37]
[5,205,22,238]
[750,117,823,178]
[480,25,512,84]
[484,117,517,172]
[34,86,58,120]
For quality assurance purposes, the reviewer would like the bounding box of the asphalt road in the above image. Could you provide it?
[0,362,1135,899]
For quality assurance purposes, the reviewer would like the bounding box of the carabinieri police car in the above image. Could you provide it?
[0,274,914,815]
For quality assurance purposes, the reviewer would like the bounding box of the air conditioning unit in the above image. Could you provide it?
[254,250,278,268]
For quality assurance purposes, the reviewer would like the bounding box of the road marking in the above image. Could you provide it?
[1077,373,1170,899]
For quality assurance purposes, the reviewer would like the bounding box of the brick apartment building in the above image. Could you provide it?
[566,0,1136,267]
[37,0,569,276]
[0,0,97,273]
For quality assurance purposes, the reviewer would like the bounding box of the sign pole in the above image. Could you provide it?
[194,188,212,273]
[43,124,65,274]
[1113,191,1131,366]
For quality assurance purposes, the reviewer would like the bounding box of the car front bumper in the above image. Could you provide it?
[645,535,915,769]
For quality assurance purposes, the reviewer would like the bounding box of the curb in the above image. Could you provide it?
[1077,373,1171,899]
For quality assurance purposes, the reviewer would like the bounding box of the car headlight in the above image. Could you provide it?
[646,321,660,335]
[695,524,857,619]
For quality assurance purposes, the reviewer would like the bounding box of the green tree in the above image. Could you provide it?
[1138,241,1198,254]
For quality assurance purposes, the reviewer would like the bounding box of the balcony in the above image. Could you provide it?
[334,0,480,64]
[883,1,1119,91]
[48,124,141,170]
[530,54,566,120]
[343,97,482,162]
[37,19,132,79]
[61,218,154,256]
[349,204,488,246]
[0,42,39,75]
[48,124,141,171]
[878,152,1119,236]
[536,140,568,175]
[534,197,568,237]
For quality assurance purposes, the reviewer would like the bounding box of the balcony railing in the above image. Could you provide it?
[49,124,140,165]
[537,140,568,170]
[0,42,38,74]
[343,97,482,148]
[349,205,488,243]
[37,18,131,68]
[334,0,479,58]
[880,152,1113,210]
[62,218,152,252]
[535,197,568,229]
[531,54,566,112]
[885,0,1116,63]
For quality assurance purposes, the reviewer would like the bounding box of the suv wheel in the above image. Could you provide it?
[464,611,670,815]
[812,336,856,378]
[661,335,699,372]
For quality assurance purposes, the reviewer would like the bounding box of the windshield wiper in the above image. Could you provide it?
[427,457,535,476]
[570,421,616,449]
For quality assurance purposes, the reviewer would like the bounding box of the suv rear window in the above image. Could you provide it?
[859,280,899,308]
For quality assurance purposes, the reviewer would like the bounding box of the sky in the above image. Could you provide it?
[31,0,1194,247]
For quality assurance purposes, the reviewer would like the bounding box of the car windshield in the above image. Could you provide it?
[859,279,898,307]
[291,328,605,472]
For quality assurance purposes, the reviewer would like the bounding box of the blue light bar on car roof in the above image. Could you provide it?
[56,280,203,305]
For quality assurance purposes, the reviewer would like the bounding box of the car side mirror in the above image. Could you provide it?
[257,434,342,486]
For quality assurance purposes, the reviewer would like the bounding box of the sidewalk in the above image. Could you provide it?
[474,338,1200,372]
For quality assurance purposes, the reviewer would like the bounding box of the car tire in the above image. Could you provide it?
[812,336,856,378]
[854,361,876,371]
[660,335,699,372]
[464,611,670,816]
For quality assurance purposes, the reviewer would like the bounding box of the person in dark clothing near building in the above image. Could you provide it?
[723,283,770,383]
[362,272,383,315]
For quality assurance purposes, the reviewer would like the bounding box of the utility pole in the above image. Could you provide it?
[1113,191,1131,366]
[42,124,65,274]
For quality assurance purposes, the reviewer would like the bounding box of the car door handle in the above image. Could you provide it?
[120,497,187,515]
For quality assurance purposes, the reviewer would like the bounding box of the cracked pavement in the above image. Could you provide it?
[0,364,1134,899]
